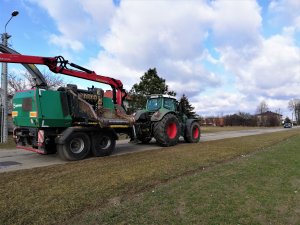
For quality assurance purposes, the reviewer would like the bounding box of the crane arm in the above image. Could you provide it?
[0,53,125,105]
[0,44,47,88]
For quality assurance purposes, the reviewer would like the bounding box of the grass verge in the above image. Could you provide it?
[0,135,15,149]
[81,132,300,225]
[0,129,299,225]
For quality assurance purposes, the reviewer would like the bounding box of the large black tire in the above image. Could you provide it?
[57,132,91,161]
[184,122,201,143]
[91,132,116,157]
[153,114,180,147]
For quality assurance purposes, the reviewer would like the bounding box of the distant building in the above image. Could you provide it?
[256,111,282,127]
[201,117,224,126]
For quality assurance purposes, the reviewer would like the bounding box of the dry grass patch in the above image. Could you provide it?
[0,135,15,149]
[84,133,300,225]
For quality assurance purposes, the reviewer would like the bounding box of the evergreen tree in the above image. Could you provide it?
[284,117,291,124]
[179,94,197,118]
[128,68,176,112]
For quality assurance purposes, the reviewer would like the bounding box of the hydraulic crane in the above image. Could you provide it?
[0,51,125,105]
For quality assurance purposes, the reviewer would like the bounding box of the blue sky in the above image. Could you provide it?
[1,0,300,118]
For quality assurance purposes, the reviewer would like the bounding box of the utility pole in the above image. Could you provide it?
[1,10,19,143]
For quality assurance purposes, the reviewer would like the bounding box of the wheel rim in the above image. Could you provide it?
[167,122,177,139]
[193,126,200,139]
[69,138,85,154]
[99,136,111,150]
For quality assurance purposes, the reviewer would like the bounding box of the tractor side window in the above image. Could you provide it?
[22,97,32,112]
[164,98,175,111]
[147,98,161,111]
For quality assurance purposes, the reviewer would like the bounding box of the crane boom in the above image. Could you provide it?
[0,52,125,105]
[0,44,47,87]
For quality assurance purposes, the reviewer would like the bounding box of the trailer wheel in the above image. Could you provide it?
[184,122,201,143]
[58,132,91,161]
[153,114,180,147]
[91,132,116,157]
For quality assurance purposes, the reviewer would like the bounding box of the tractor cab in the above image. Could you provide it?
[146,95,177,112]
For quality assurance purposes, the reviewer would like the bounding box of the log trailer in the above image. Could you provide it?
[0,45,134,160]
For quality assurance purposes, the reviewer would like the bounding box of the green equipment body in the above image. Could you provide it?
[12,85,133,160]
[13,89,72,128]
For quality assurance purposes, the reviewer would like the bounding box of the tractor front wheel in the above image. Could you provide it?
[153,114,180,147]
[184,122,201,143]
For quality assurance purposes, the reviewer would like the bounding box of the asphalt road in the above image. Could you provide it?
[0,127,298,173]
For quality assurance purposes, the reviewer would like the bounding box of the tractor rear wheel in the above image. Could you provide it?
[153,114,180,147]
[91,132,116,157]
[57,132,91,161]
[184,122,201,143]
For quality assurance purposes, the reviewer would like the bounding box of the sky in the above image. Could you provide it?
[1,0,300,118]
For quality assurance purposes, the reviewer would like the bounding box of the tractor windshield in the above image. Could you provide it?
[147,98,161,111]
[163,98,176,111]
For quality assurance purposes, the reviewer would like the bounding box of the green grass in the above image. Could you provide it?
[0,135,16,149]
[83,134,300,225]
[0,129,299,225]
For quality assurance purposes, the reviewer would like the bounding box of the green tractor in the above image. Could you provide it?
[133,95,201,146]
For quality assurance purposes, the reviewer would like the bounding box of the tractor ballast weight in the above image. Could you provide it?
[133,95,201,147]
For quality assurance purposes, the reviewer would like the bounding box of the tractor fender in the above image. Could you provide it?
[55,127,118,145]
[151,110,174,122]
[134,109,148,121]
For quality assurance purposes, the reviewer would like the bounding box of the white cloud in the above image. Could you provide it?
[88,0,219,96]
[269,0,300,30]
[211,0,262,48]
[192,91,250,116]
[218,31,300,100]
[28,0,116,50]
[102,1,213,67]
[49,34,84,51]
[87,52,144,91]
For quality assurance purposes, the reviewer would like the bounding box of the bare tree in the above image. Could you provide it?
[256,100,269,114]
[8,70,64,95]
[8,73,29,95]
[288,99,300,124]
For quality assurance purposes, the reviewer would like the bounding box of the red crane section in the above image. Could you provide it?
[0,53,125,105]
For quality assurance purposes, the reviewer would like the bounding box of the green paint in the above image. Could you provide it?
[103,97,114,110]
[12,88,72,128]
[37,89,72,127]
